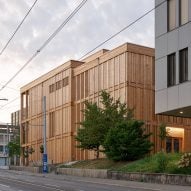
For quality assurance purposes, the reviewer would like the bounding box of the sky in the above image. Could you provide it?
[0,0,154,124]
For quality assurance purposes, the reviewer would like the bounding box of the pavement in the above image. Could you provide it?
[0,169,190,191]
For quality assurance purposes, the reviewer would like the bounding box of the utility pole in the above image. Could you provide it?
[42,96,48,173]
[6,123,9,166]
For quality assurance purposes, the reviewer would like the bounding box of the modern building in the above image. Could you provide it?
[0,124,13,168]
[10,110,20,165]
[11,110,20,127]
[155,0,191,151]
[20,42,191,165]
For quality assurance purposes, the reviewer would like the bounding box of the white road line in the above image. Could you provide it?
[0,183,10,188]
[45,184,61,188]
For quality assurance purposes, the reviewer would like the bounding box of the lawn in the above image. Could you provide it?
[58,153,191,175]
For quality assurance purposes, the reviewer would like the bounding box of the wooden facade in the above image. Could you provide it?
[20,43,191,165]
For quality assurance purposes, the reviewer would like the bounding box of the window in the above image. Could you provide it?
[62,77,69,87]
[49,84,55,93]
[49,112,55,137]
[167,53,176,87]
[56,80,62,90]
[0,145,3,152]
[168,0,176,31]
[179,48,188,83]
[179,0,188,25]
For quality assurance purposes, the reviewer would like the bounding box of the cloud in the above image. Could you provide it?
[0,0,155,123]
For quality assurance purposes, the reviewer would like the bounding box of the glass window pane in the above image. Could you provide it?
[180,0,188,25]
[174,138,179,153]
[168,0,176,31]
[166,137,172,153]
[179,48,188,83]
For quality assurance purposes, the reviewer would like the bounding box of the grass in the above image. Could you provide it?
[116,153,181,173]
[60,158,129,169]
[58,153,191,175]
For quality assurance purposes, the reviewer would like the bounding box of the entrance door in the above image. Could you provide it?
[166,137,182,153]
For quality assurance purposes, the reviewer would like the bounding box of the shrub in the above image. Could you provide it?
[178,153,191,168]
[103,120,153,161]
[156,152,169,173]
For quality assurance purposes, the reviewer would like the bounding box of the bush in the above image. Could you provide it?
[156,152,169,173]
[103,120,153,161]
[178,153,191,168]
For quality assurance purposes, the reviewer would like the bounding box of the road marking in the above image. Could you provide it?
[0,178,65,191]
[65,179,161,191]
[0,183,10,188]
[45,184,61,188]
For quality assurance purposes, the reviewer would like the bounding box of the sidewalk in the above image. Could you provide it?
[3,169,191,191]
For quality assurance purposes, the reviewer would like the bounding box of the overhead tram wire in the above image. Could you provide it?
[79,0,166,60]
[0,0,88,92]
[0,0,38,56]
[0,97,20,109]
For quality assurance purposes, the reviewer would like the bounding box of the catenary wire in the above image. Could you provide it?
[0,0,165,109]
[0,0,38,56]
[0,0,88,92]
[79,0,166,60]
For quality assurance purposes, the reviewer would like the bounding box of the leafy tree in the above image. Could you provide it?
[7,136,21,158]
[75,101,105,158]
[158,123,169,151]
[76,90,152,161]
[40,145,44,154]
[100,91,133,130]
[103,120,153,161]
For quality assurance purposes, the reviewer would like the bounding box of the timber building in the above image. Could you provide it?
[21,43,191,165]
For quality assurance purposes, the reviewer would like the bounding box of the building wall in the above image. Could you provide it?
[20,43,191,165]
[155,0,191,116]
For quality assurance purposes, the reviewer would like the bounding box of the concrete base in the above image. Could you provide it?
[0,166,9,170]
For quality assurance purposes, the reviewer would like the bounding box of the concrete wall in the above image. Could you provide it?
[56,168,191,186]
[56,168,108,179]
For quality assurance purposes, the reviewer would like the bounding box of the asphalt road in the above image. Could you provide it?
[0,169,190,191]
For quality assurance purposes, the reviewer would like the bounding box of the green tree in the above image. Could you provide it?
[158,123,169,151]
[103,120,153,161]
[75,101,105,158]
[100,91,133,130]
[7,136,21,158]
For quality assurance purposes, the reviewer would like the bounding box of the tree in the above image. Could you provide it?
[76,90,153,161]
[158,123,169,151]
[100,91,133,130]
[7,136,21,158]
[75,101,105,158]
[103,120,153,161]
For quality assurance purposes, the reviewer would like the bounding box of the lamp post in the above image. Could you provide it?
[42,96,48,173]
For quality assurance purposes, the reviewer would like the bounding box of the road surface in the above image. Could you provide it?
[0,169,190,191]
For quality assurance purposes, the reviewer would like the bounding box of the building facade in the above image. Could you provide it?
[155,0,191,155]
[0,124,13,167]
[155,0,191,116]
[21,43,191,165]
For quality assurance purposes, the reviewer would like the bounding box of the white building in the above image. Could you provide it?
[155,0,191,152]
[155,0,191,116]
[0,124,13,168]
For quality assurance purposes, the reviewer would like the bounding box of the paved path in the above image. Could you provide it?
[0,169,190,191]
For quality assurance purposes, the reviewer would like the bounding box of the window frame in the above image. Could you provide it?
[179,48,188,83]
[167,53,176,87]
[167,0,176,31]
[179,0,189,26]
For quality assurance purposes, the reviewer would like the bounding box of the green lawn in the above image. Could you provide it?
[59,153,191,175]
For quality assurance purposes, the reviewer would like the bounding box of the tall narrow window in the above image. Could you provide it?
[179,48,188,83]
[167,53,176,87]
[49,112,55,137]
[180,0,188,25]
[168,0,176,31]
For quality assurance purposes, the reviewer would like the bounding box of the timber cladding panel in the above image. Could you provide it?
[20,42,191,165]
